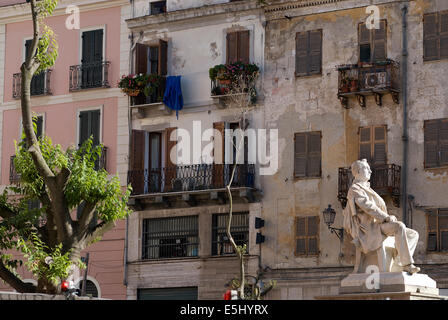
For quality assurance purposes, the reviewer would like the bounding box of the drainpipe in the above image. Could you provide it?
[401,4,409,225]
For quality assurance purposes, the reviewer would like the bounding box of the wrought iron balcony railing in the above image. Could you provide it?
[338,163,401,208]
[130,75,166,106]
[128,163,255,195]
[337,59,400,108]
[69,61,110,91]
[13,70,52,99]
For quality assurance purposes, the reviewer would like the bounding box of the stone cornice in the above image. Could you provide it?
[264,0,348,13]
[0,0,128,24]
[126,0,263,31]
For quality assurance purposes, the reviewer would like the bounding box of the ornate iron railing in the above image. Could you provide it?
[338,163,401,208]
[13,70,52,99]
[9,156,20,184]
[69,61,110,91]
[128,163,255,195]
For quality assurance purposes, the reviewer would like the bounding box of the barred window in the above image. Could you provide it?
[142,216,199,259]
[212,212,249,256]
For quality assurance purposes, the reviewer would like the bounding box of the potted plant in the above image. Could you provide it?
[118,73,149,97]
[349,77,359,92]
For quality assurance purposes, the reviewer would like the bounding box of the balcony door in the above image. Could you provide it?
[25,40,46,95]
[81,29,104,88]
[146,132,162,193]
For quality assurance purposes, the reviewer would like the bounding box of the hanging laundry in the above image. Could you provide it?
[163,75,184,119]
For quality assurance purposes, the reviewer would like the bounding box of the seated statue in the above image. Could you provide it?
[343,159,420,274]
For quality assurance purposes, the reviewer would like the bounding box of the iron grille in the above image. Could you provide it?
[142,216,199,260]
[131,76,166,106]
[69,61,110,91]
[212,212,249,256]
[13,70,52,99]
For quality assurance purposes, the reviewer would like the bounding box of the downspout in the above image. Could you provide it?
[401,4,409,225]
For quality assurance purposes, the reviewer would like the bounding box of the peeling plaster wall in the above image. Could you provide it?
[261,0,448,276]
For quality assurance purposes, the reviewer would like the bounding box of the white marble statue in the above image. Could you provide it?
[343,159,420,274]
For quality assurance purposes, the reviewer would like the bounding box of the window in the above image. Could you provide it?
[295,29,322,77]
[149,1,166,15]
[78,280,99,298]
[423,11,448,61]
[426,208,448,252]
[138,287,198,300]
[294,131,321,178]
[295,216,319,256]
[424,118,448,168]
[358,125,387,167]
[212,212,249,256]
[142,216,199,259]
[78,109,101,147]
[81,29,104,88]
[226,30,250,64]
[358,20,387,63]
[25,40,47,96]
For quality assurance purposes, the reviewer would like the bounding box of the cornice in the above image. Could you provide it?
[126,0,263,31]
[0,0,128,24]
[264,0,348,13]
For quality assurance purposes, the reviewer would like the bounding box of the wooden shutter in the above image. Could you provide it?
[440,12,448,59]
[158,39,168,76]
[359,22,371,63]
[307,216,319,255]
[424,120,440,168]
[34,116,43,139]
[78,111,89,147]
[307,132,321,177]
[427,209,438,251]
[308,30,322,75]
[226,32,238,64]
[93,29,104,62]
[213,122,225,188]
[135,43,149,74]
[238,30,250,64]
[295,32,308,76]
[439,208,448,251]
[373,20,387,61]
[372,125,387,166]
[294,133,307,177]
[164,127,177,192]
[295,217,306,255]
[359,127,372,163]
[130,130,146,195]
[82,30,103,64]
[440,119,448,166]
[424,13,439,61]
[25,39,32,61]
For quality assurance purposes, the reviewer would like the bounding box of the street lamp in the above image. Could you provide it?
[322,204,343,241]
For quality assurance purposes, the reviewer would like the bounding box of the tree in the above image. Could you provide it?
[219,69,275,300]
[0,0,131,294]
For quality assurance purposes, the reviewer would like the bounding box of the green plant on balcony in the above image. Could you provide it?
[118,73,149,96]
[209,61,260,96]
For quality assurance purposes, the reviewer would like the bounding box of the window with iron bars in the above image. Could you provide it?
[212,212,249,256]
[142,216,199,260]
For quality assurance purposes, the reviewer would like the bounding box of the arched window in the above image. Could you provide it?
[77,279,100,298]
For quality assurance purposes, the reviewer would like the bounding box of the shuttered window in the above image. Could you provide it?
[25,40,47,96]
[78,109,101,147]
[358,20,387,63]
[295,29,322,77]
[135,40,168,76]
[358,125,387,167]
[424,11,448,61]
[81,29,104,89]
[295,216,319,256]
[294,131,321,178]
[226,30,250,64]
[426,208,448,252]
[424,118,448,168]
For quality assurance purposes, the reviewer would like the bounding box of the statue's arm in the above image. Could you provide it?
[351,187,389,222]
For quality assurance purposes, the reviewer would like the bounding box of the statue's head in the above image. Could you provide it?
[351,159,372,182]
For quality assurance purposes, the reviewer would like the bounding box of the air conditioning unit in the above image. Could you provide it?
[364,72,387,89]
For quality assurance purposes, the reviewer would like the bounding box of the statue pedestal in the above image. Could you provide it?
[316,272,447,300]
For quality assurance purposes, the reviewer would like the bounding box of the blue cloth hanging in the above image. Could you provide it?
[163,76,184,119]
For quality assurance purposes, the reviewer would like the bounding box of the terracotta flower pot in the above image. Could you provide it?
[349,79,359,92]
[219,79,231,85]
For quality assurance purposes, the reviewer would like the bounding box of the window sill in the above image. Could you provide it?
[293,176,321,182]
[294,72,322,79]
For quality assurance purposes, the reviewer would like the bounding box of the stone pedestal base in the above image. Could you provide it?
[316,272,447,300]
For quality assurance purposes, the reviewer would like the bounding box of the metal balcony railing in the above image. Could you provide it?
[338,163,401,208]
[128,163,255,195]
[13,70,52,99]
[337,59,400,108]
[69,61,110,91]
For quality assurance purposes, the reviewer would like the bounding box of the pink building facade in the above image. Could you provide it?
[0,0,131,299]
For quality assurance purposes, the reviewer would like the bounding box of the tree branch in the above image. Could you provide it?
[82,220,115,247]
[77,201,97,234]
[0,258,36,293]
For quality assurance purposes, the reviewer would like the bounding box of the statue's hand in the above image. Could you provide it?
[385,215,398,223]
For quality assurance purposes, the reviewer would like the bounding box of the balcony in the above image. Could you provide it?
[337,59,400,108]
[69,61,110,91]
[338,164,401,208]
[128,164,257,208]
[10,146,107,184]
[13,70,52,99]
